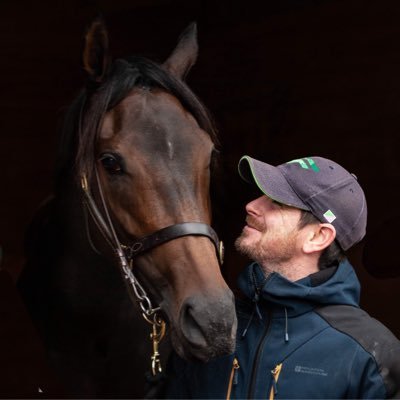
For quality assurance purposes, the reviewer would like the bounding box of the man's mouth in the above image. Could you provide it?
[245,217,263,232]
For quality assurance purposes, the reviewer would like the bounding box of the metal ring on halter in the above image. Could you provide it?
[131,242,144,254]
[139,299,160,316]
[142,310,163,326]
[122,265,158,315]
[219,241,225,265]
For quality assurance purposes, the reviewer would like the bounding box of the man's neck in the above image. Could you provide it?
[259,256,319,282]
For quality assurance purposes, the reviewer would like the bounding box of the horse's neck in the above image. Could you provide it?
[55,187,121,284]
[20,187,171,398]
[23,186,116,297]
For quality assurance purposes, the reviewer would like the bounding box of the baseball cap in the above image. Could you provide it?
[238,156,367,251]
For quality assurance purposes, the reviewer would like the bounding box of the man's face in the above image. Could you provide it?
[235,194,303,266]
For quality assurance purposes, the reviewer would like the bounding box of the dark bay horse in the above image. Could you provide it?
[18,19,236,398]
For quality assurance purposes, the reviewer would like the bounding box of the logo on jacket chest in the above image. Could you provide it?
[294,365,328,377]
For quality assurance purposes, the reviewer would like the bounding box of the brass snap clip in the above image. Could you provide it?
[144,313,166,376]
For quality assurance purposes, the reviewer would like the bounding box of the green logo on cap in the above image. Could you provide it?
[288,158,320,172]
[323,209,336,223]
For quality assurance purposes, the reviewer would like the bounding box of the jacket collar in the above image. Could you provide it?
[237,259,360,317]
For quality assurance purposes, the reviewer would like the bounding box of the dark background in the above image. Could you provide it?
[1,0,400,396]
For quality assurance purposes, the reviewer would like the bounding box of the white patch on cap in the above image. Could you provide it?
[323,209,336,223]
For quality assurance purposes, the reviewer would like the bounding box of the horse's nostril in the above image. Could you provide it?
[180,303,208,349]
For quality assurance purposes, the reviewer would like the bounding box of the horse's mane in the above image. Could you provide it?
[55,56,218,192]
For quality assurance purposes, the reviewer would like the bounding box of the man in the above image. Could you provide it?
[164,155,400,399]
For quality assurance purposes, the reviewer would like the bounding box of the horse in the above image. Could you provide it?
[17,19,237,398]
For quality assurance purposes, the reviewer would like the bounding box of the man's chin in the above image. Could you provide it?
[235,236,256,258]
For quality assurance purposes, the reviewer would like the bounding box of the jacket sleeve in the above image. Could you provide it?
[377,335,400,399]
[348,333,400,399]
[316,305,400,399]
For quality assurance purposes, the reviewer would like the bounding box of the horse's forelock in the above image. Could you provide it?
[56,56,218,190]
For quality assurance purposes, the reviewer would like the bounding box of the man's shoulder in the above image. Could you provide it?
[315,304,400,397]
[314,304,399,347]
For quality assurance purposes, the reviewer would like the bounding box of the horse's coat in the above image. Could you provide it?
[18,20,236,398]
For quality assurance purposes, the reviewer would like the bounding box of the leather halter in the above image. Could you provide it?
[123,222,224,261]
[80,173,224,267]
[81,170,224,375]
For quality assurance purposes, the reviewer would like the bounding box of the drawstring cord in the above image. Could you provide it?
[240,268,290,343]
[242,304,290,342]
[241,293,262,338]
[241,269,267,339]
[284,307,289,342]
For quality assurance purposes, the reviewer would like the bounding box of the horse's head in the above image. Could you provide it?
[74,20,236,361]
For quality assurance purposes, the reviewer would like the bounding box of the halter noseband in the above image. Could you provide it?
[122,221,224,261]
[80,173,224,267]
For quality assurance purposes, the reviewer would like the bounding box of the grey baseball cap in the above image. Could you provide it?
[238,156,367,251]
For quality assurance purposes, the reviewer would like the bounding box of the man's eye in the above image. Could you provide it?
[272,200,284,207]
[99,153,124,175]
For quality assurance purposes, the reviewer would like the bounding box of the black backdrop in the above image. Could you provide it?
[1,0,400,395]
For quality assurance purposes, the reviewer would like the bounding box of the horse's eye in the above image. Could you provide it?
[99,153,123,175]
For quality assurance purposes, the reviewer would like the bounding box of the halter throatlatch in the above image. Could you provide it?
[80,171,224,375]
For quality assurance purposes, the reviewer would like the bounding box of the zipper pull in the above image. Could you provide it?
[226,358,240,400]
[270,364,283,398]
[233,358,240,385]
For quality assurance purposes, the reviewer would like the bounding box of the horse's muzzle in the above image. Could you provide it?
[177,290,237,361]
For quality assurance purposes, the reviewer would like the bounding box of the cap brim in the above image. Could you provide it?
[238,156,310,211]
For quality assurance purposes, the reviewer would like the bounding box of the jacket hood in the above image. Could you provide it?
[237,259,360,316]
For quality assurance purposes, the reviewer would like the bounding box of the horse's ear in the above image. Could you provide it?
[163,22,198,80]
[83,18,111,83]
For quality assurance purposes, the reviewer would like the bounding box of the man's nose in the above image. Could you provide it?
[245,195,266,215]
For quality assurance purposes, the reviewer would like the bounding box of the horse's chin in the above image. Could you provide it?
[169,325,236,362]
[170,331,212,362]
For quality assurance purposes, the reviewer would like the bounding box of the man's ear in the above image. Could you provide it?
[302,223,336,254]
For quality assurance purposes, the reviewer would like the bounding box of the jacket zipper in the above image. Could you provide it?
[269,363,283,400]
[247,313,271,399]
[225,357,240,400]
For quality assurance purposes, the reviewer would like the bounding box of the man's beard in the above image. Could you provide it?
[235,232,265,262]
[235,225,298,267]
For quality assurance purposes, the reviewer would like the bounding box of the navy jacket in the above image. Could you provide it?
[165,260,400,399]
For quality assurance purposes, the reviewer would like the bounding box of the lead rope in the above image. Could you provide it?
[81,171,166,376]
